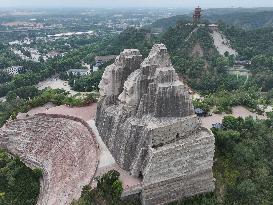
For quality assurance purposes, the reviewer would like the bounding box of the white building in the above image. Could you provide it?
[4,66,24,76]
[92,62,102,72]
[67,69,91,76]
[93,66,99,72]
[208,24,219,31]
[47,51,61,59]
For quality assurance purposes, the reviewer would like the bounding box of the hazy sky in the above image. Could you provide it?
[1,0,273,8]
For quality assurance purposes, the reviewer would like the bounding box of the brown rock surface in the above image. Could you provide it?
[0,114,99,205]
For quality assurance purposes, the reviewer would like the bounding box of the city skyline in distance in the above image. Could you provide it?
[1,0,273,8]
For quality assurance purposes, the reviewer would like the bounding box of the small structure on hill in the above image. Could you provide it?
[208,24,219,31]
[193,6,202,22]
[228,60,252,77]
[67,68,91,76]
[212,123,223,129]
[95,55,117,64]
[235,60,252,66]
[93,62,101,72]
[96,44,215,205]
[195,108,206,117]
[4,66,24,76]
[228,67,252,77]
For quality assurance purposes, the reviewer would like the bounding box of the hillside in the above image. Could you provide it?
[150,15,191,31]
[152,8,273,30]
[205,10,273,29]
[221,24,273,91]
[97,27,158,57]
[221,25,273,58]
[153,18,273,205]
[160,22,221,87]
[201,8,273,29]
[100,23,246,95]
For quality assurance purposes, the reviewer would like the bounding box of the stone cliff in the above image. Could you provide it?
[96,44,215,205]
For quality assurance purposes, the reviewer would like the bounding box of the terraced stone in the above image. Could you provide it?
[0,114,99,205]
[96,44,215,205]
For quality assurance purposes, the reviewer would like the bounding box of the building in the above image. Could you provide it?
[95,55,117,64]
[212,123,223,129]
[92,62,102,72]
[193,6,202,22]
[67,69,91,76]
[209,24,219,31]
[228,67,252,77]
[194,108,206,117]
[235,60,252,66]
[4,66,24,76]
[47,51,61,59]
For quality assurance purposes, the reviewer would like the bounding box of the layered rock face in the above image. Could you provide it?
[0,114,98,205]
[96,44,215,205]
[98,49,142,104]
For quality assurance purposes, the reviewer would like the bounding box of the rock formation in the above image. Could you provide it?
[96,44,215,205]
[0,114,98,205]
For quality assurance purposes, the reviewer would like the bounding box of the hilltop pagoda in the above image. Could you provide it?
[193,6,202,22]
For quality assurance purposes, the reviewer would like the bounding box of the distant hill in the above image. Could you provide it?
[161,22,218,60]
[150,15,191,31]
[205,10,273,29]
[97,27,158,57]
[205,7,273,15]
[221,24,273,58]
[160,22,221,89]
[151,8,273,31]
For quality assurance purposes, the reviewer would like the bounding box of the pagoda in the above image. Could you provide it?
[193,6,202,22]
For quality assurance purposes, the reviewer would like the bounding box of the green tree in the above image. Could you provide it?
[0,150,41,205]
[97,170,123,203]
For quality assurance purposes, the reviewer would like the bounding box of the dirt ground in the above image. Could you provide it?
[201,106,266,129]
[20,103,97,121]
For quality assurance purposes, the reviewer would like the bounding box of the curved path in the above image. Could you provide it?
[0,114,99,205]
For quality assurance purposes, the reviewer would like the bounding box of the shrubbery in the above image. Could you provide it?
[173,116,273,205]
[0,150,42,205]
[0,88,96,127]
[72,170,134,205]
[194,86,260,114]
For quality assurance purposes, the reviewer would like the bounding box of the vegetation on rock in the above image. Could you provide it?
[0,150,41,205]
[72,170,139,205]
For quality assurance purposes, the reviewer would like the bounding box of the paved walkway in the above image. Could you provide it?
[19,103,97,121]
[211,30,238,56]
[201,106,266,129]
